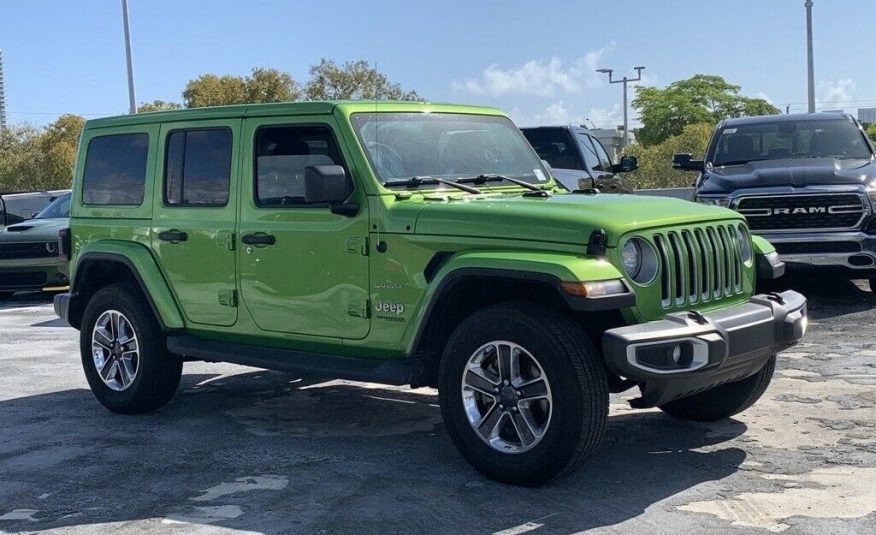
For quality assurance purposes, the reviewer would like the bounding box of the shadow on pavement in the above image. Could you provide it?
[0,291,58,311]
[0,368,748,534]
[762,274,875,320]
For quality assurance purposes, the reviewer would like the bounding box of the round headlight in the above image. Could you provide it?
[736,225,753,265]
[45,242,57,253]
[622,240,642,278]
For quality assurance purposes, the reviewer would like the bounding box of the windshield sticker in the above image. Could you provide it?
[722,128,737,134]
[534,169,547,182]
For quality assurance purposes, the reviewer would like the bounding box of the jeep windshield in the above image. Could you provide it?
[710,118,874,167]
[350,112,549,187]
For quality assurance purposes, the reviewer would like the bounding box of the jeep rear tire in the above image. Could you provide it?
[438,302,609,486]
[658,355,776,422]
[80,282,182,414]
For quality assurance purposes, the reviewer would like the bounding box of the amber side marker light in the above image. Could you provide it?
[561,279,628,297]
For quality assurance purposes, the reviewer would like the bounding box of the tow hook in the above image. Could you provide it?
[765,292,786,305]
[687,310,709,325]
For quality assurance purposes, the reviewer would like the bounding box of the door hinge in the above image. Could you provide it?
[345,236,369,256]
[218,289,238,307]
[346,298,370,319]
[216,231,235,251]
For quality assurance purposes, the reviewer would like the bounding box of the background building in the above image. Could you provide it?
[858,107,876,124]
[590,127,634,160]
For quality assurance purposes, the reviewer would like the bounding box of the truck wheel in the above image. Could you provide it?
[80,282,182,414]
[659,356,776,422]
[438,302,609,486]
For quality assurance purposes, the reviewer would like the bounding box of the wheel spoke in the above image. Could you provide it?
[518,378,549,401]
[117,318,132,345]
[476,404,503,439]
[101,359,119,382]
[497,344,512,383]
[94,328,114,348]
[464,370,498,397]
[510,411,538,447]
[110,312,119,342]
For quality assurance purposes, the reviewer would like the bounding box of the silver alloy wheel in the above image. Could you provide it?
[91,310,140,392]
[461,340,553,454]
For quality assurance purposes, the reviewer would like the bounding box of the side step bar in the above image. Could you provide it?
[167,334,415,386]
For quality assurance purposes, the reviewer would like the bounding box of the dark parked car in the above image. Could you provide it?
[0,191,71,297]
[675,113,876,289]
[521,125,637,192]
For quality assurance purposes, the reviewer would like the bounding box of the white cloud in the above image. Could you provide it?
[819,78,856,105]
[755,91,774,105]
[510,101,622,129]
[452,43,616,98]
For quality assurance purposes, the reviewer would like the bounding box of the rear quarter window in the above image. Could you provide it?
[82,133,149,205]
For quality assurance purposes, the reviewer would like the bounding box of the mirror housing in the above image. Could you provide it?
[304,165,350,204]
[611,155,638,173]
[672,153,705,171]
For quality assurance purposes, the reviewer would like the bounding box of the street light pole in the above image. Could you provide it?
[596,66,645,150]
[121,0,137,114]
[805,0,815,113]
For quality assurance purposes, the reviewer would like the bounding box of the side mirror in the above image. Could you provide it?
[672,153,705,171]
[612,155,638,173]
[304,165,350,204]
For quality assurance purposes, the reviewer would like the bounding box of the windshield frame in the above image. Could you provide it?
[706,117,875,167]
[350,111,552,189]
[35,193,72,219]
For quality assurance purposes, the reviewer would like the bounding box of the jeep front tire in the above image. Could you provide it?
[80,282,182,414]
[438,302,609,486]
[658,355,776,422]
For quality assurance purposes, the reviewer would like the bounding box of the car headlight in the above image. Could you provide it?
[694,195,732,207]
[45,242,57,254]
[736,225,753,265]
[622,240,642,278]
[621,237,659,284]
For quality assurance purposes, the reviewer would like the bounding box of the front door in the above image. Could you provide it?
[237,117,370,340]
[151,119,240,327]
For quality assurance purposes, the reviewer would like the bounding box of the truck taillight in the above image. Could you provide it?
[58,228,71,261]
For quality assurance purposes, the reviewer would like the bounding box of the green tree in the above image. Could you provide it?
[624,122,714,190]
[137,100,183,113]
[182,68,299,108]
[633,75,778,147]
[304,59,421,101]
[0,115,85,192]
[867,123,876,142]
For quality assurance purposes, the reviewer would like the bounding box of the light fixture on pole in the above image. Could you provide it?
[121,0,137,114]
[596,66,645,149]
[805,1,815,113]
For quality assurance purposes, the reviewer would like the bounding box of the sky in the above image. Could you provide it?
[2,0,875,129]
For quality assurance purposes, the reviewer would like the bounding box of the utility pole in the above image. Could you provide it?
[596,66,645,149]
[805,0,815,113]
[122,0,137,114]
[0,49,7,129]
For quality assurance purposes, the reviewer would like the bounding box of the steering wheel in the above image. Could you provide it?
[366,141,406,178]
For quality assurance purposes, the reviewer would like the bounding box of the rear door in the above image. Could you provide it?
[237,116,370,340]
[151,119,240,327]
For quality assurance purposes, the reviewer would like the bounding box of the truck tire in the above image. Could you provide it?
[80,282,182,414]
[658,355,776,422]
[438,302,609,486]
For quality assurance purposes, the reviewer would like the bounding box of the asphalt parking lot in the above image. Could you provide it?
[0,277,874,535]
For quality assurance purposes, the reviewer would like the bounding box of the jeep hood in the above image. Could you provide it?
[698,157,876,193]
[410,193,742,247]
[0,218,67,242]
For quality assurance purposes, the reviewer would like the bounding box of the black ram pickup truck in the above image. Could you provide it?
[675,113,876,289]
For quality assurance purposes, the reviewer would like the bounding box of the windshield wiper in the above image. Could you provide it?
[384,176,482,194]
[458,174,550,195]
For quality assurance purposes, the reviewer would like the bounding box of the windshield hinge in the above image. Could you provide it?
[346,236,369,256]
[218,289,238,308]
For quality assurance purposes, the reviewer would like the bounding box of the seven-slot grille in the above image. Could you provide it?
[651,223,746,310]
[736,193,866,231]
[0,242,56,260]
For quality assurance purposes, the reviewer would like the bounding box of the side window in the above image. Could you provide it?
[82,133,149,205]
[164,128,232,206]
[592,137,613,170]
[254,125,349,207]
[577,134,601,171]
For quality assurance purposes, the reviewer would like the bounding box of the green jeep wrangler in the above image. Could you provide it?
[55,101,806,486]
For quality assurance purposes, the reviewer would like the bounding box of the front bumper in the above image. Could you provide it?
[764,231,876,271]
[603,290,806,407]
[0,260,68,291]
